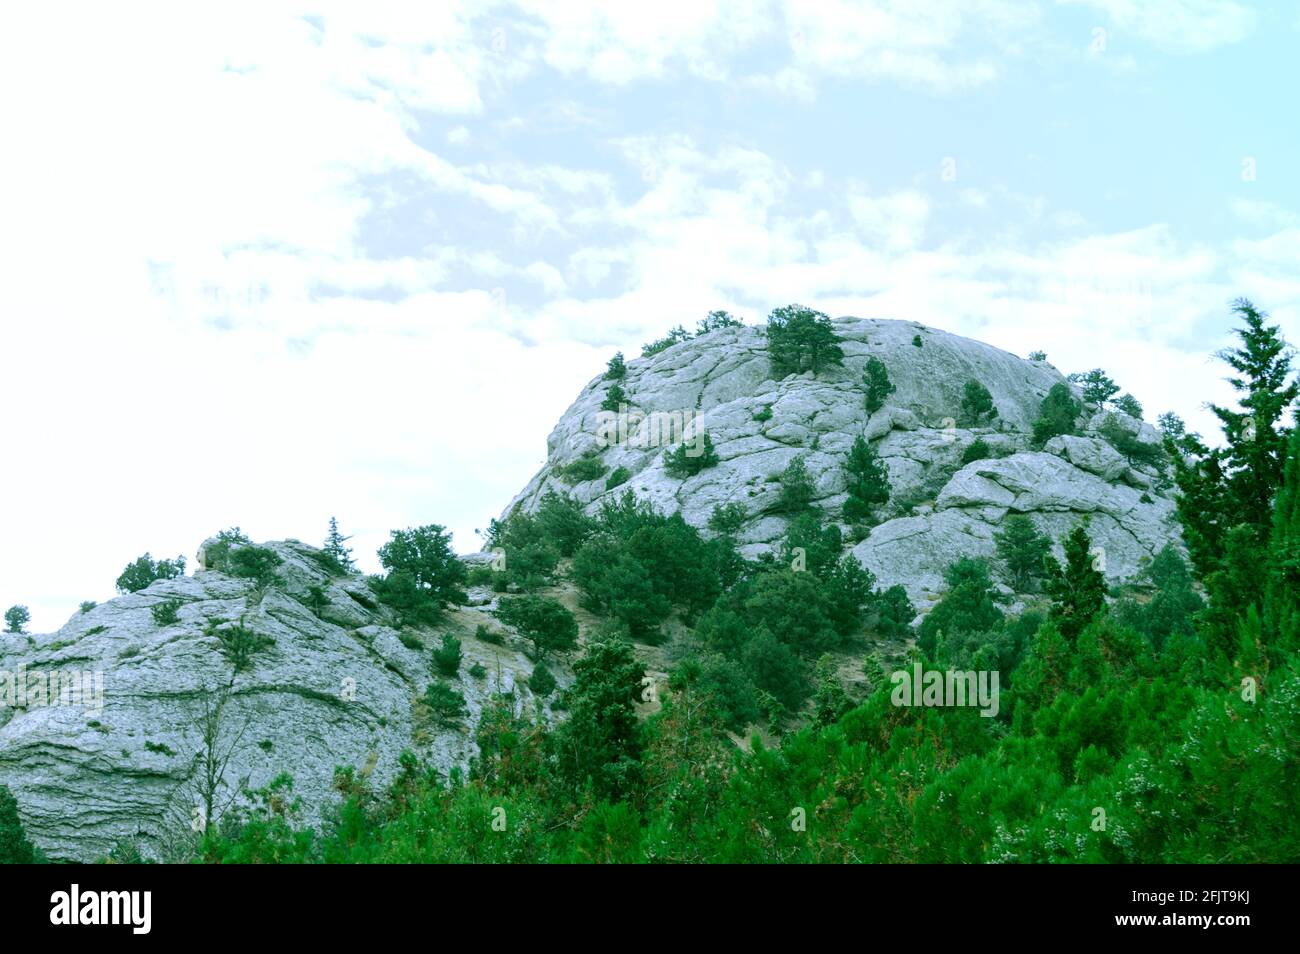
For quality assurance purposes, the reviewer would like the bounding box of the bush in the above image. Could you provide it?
[642,325,692,357]
[496,596,579,659]
[151,599,182,627]
[1029,350,1047,361]
[911,334,923,347]
[226,546,284,588]
[606,466,631,490]
[766,304,844,377]
[210,621,275,673]
[960,379,997,426]
[201,528,251,572]
[1098,418,1167,469]
[475,623,504,645]
[3,605,30,635]
[863,357,895,414]
[601,382,627,413]
[0,785,39,863]
[433,633,463,676]
[1067,368,1120,407]
[397,631,423,651]
[708,502,747,535]
[376,525,468,621]
[663,433,719,478]
[468,662,487,679]
[605,351,627,380]
[559,453,607,484]
[79,601,97,615]
[872,585,914,638]
[423,682,467,724]
[529,661,557,697]
[775,455,817,514]
[961,438,992,465]
[116,553,186,594]
[843,435,889,522]
[1032,383,1081,446]
[1113,393,1144,419]
[753,404,773,423]
[696,310,743,334]
[994,515,1052,593]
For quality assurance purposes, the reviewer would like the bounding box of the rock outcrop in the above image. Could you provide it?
[0,540,551,861]
[507,317,1181,602]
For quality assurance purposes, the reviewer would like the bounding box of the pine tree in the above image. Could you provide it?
[3,606,29,635]
[1067,368,1120,407]
[775,455,817,514]
[1208,299,1298,534]
[843,435,889,522]
[663,432,719,478]
[605,351,627,380]
[863,357,895,414]
[0,785,38,863]
[994,514,1051,592]
[1032,383,1081,445]
[602,381,628,412]
[766,305,844,377]
[1266,426,1300,654]
[960,379,998,426]
[1043,522,1107,641]
[1113,393,1144,419]
[324,517,355,571]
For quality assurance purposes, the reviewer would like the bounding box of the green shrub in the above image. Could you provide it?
[397,631,423,651]
[375,525,468,623]
[642,325,692,357]
[766,304,844,377]
[601,382,627,412]
[961,438,992,464]
[708,502,748,535]
[529,661,557,697]
[209,620,274,673]
[843,436,889,522]
[497,596,578,659]
[433,633,463,676]
[423,682,466,724]
[775,455,817,514]
[911,334,923,347]
[150,599,182,627]
[559,453,607,484]
[226,546,283,588]
[0,785,40,864]
[201,528,251,572]
[960,379,998,426]
[753,405,773,422]
[863,356,895,414]
[663,433,719,478]
[468,662,487,680]
[3,606,29,635]
[1032,383,1081,446]
[606,466,631,490]
[79,601,97,615]
[605,351,627,380]
[116,553,186,594]
[475,623,504,645]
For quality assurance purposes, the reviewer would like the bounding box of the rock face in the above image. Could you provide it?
[507,317,1182,602]
[0,540,550,861]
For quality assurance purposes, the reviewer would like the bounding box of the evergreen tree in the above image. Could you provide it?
[843,435,889,522]
[994,514,1052,592]
[696,310,742,334]
[3,605,29,635]
[376,525,468,616]
[1113,393,1144,419]
[1266,427,1300,653]
[496,595,579,659]
[324,517,355,571]
[605,351,627,380]
[766,305,844,377]
[115,553,186,594]
[432,633,463,676]
[556,638,645,799]
[1032,383,1081,445]
[1067,368,1121,407]
[0,785,38,863]
[1208,298,1298,534]
[775,455,817,514]
[1043,523,1107,641]
[863,357,895,414]
[601,381,628,412]
[959,379,998,426]
[663,432,719,478]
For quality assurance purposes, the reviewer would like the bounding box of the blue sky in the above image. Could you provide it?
[2,1,1298,631]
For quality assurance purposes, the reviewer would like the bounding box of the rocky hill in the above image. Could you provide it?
[507,317,1181,604]
[0,539,554,861]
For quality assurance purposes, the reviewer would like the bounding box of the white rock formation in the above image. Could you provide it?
[507,316,1182,601]
[0,540,549,861]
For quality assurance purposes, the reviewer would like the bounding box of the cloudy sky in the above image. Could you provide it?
[2,1,1298,631]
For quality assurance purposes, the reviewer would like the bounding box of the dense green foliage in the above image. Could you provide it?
[1032,383,1081,445]
[663,433,719,478]
[842,435,889,522]
[0,785,40,863]
[766,305,844,377]
[3,605,30,635]
[323,517,355,572]
[1068,368,1120,407]
[373,525,468,626]
[862,357,894,414]
[496,596,578,659]
[116,553,186,594]
[994,515,1052,592]
[959,379,997,426]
